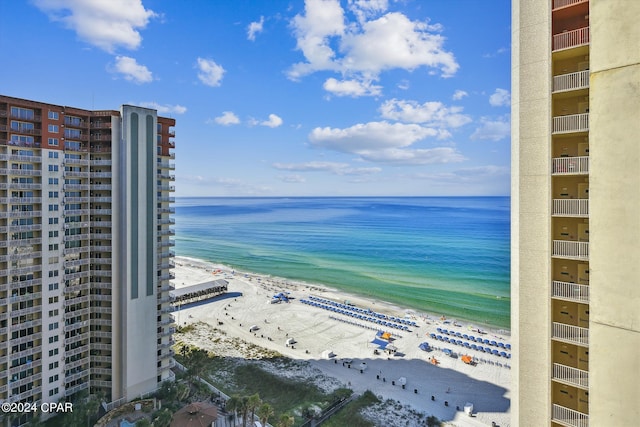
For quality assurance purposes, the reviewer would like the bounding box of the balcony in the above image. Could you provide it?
[553,240,589,260]
[553,27,590,52]
[552,404,589,427]
[553,363,589,389]
[552,281,589,303]
[552,156,589,175]
[553,113,589,134]
[554,70,590,93]
[553,322,589,346]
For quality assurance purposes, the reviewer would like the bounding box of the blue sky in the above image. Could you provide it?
[0,0,511,197]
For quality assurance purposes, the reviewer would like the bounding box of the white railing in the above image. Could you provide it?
[553,156,589,174]
[553,199,589,217]
[552,404,589,427]
[553,240,589,259]
[553,70,589,93]
[553,322,589,346]
[553,363,589,388]
[553,113,589,134]
[553,27,590,51]
[553,0,588,10]
[553,281,589,303]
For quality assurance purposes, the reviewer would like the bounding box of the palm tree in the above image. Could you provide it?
[276,414,295,427]
[225,395,242,426]
[257,403,274,427]
[153,408,173,427]
[246,393,262,426]
[239,396,250,427]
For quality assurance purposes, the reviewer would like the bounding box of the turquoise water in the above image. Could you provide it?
[174,197,511,329]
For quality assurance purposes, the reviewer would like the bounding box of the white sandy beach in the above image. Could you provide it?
[172,256,511,427]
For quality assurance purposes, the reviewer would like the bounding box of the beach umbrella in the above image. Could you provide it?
[505,344,511,350]
[490,340,498,346]
[498,342,505,348]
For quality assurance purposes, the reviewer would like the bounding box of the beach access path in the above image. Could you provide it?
[172,256,511,427]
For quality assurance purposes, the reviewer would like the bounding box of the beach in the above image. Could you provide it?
[172,256,511,427]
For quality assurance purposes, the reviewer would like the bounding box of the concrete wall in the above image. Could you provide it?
[116,106,159,399]
[511,0,552,424]
[588,1,640,423]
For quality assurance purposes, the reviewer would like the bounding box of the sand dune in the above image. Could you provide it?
[172,256,511,427]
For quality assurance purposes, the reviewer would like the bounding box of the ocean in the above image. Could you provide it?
[173,197,511,329]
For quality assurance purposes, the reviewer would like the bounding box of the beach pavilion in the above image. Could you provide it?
[171,279,228,306]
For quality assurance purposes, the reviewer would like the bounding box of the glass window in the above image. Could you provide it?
[10,135,34,145]
[11,121,34,132]
[11,107,34,120]
[48,124,59,133]
[48,138,59,146]
[48,111,59,120]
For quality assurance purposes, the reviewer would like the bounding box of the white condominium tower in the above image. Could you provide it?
[512,1,640,426]
[0,95,176,424]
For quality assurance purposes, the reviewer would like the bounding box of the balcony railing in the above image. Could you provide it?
[553,113,589,134]
[553,240,589,260]
[553,156,589,175]
[553,322,589,346]
[553,0,589,10]
[553,70,589,93]
[553,363,589,389]
[553,27,590,51]
[552,281,589,303]
[552,404,589,427]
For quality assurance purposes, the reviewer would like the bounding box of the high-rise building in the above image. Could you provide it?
[512,1,640,426]
[0,95,176,424]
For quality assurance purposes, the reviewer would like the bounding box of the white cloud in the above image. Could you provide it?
[289,0,346,80]
[273,161,381,175]
[452,90,468,100]
[261,114,283,128]
[471,116,511,141]
[323,78,382,97]
[379,99,472,128]
[278,174,307,183]
[360,147,465,165]
[289,1,458,96]
[181,175,273,195]
[135,102,187,114]
[412,165,509,182]
[196,57,225,87]
[348,0,389,23]
[308,121,464,165]
[247,16,264,41]
[489,88,511,107]
[213,111,240,126]
[33,0,156,53]
[111,56,153,83]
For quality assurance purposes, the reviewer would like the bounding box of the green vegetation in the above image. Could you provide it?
[321,390,380,427]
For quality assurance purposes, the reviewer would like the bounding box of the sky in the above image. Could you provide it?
[0,0,511,197]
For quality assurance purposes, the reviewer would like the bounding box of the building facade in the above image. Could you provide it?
[512,1,640,426]
[0,95,176,424]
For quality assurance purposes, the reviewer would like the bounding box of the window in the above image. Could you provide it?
[49,230,59,237]
[48,296,59,304]
[49,217,59,225]
[48,322,58,331]
[48,191,59,198]
[49,337,59,345]
[48,124,59,133]
[49,348,59,357]
[11,107,34,120]
[49,374,59,383]
[10,135,34,145]
[11,121,34,132]
[49,388,59,397]
[48,111,59,120]
[48,178,59,185]
[48,361,59,369]
[48,243,59,251]
[48,204,59,211]
[64,128,81,139]
[48,283,59,291]
[48,165,59,172]
[48,270,59,278]
[49,309,59,317]
[49,256,59,264]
